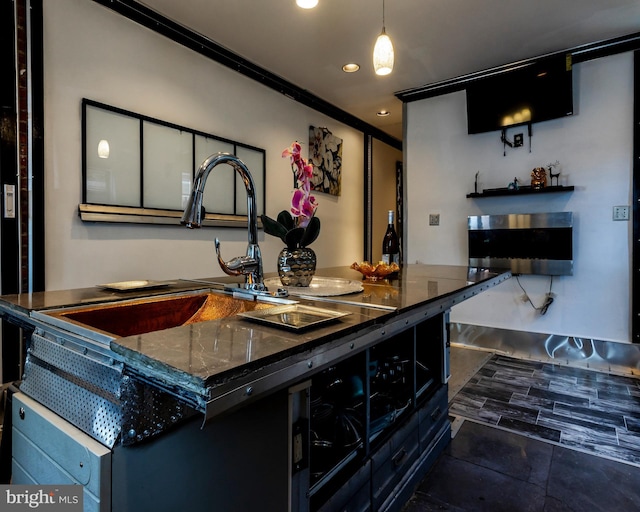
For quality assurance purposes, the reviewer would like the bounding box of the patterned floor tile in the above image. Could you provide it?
[625,416,640,433]
[498,417,562,443]
[548,379,597,399]
[527,386,591,407]
[482,397,540,423]
[616,430,640,453]
[509,391,557,412]
[596,389,640,411]
[449,354,640,467]
[456,382,514,403]
[552,401,626,429]
[538,410,618,438]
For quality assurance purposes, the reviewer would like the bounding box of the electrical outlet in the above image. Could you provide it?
[513,133,524,147]
[429,214,440,226]
[613,205,629,221]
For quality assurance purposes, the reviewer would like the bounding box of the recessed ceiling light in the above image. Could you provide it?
[376,110,391,117]
[296,0,318,8]
[342,63,360,73]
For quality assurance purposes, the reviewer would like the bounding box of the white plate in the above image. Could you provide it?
[264,277,363,297]
[97,280,169,292]
[238,304,351,331]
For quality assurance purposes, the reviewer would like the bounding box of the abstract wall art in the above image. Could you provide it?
[308,126,343,196]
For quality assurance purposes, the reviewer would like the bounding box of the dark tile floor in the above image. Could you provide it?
[404,420,640,511]
[402,351,640,511]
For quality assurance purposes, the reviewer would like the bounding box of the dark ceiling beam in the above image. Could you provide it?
[395,31,640,103]
[91,0,402,150]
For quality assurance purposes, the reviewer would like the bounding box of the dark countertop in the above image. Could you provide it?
[0,265,510,415]
[113,265,507,385]
[0,278,207,315]
[0,265,502,314]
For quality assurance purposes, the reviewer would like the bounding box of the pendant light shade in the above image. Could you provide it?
[296,0,318,8]
[373,0,394,76]
[373,28,394,76]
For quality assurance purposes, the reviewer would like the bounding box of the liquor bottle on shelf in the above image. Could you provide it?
[381,210,400,265]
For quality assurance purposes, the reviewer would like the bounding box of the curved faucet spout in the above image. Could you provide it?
[181,153,264,289]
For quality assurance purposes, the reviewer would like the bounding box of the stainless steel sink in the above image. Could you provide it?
[44,291,276,338]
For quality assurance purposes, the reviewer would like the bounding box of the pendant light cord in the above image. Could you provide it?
[382,0,386,29]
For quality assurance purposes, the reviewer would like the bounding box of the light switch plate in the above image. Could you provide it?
[3,184,15,219]
[613,205,629,221]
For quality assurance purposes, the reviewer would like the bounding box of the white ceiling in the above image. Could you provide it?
[138,0,640,140]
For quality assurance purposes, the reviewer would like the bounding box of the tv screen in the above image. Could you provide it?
[466,54,573,134]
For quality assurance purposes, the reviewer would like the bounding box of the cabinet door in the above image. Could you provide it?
[308,353,367,490]
[371,415,420,510]
[12,393,111,512]
[308,352,368,511]
[369,329,415,444]
[316,459,372,512]
[416,315,445,402]
[418,386,448,452]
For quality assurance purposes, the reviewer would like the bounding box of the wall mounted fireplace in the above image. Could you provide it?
[468,212,573,276]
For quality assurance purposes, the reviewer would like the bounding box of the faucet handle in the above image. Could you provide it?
[215,238,259,276]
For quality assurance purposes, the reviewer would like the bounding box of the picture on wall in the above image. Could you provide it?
[309,126,343,196]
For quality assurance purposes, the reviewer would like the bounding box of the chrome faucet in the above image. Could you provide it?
[181,153,266,292]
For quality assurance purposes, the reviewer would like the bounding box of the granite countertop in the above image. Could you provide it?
[0,265,510,413]
[0,265,502,314]
[112,265,505,382]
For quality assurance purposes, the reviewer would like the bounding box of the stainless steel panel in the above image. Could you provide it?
[468,211,573,230]
[442,313,450,383]
[468,212,573,276]
[469,257,573,276]
[20,330,124,448]
[12,392,111,509]
[20,362,123,448]
[119,372,198,446]
[451,322,640,376]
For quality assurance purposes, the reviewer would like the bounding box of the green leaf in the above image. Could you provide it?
[300,217,320,247]
[260,214,288,244]
[284,227,305,248]
[277,210,295,231]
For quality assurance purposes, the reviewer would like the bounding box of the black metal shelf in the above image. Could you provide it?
[466,185,574,198]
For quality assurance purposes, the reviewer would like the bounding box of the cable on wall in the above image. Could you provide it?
[515,275,555,315]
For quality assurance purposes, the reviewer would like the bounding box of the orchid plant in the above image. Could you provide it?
[261,142,321,249]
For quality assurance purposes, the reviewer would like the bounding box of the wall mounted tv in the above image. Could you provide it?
[466,53,573,134]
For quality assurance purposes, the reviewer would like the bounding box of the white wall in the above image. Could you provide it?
[43,0,365,290]
[405,52,633,344]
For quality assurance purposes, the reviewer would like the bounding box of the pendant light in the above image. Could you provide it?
[373,0,394,76]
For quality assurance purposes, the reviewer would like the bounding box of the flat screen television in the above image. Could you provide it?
[466,53,573,134]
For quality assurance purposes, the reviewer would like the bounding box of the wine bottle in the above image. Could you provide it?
[382,210,400,265]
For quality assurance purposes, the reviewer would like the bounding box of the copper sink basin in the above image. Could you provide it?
[48,292,275,338]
